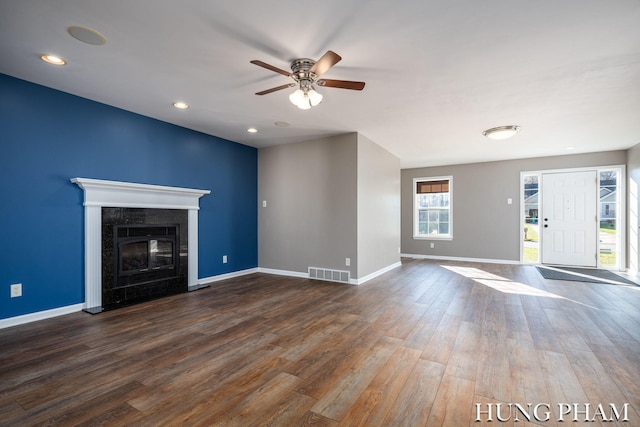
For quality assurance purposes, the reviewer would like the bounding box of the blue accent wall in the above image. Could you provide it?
[0,73,257,319]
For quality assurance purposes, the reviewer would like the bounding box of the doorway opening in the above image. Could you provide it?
[520,166,624,270]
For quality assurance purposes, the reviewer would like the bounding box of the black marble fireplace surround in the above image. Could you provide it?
[102,207,188,310]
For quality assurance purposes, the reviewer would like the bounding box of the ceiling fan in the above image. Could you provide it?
[250,50,365,109]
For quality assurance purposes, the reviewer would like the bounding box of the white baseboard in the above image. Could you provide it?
[257,262,403,285]
[351,261,402,285]
[0,303,84,330]
[256,267,309,278]
[198,268,259,286]
[401,253,521,265]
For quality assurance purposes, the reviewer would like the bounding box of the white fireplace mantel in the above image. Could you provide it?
[71,178,211,312]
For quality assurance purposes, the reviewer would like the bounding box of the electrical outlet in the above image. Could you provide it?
[345,258,351,267]
[262,200,267,208]
[430,242,435,249]
[10,283,22,298]
[222,255,228,264]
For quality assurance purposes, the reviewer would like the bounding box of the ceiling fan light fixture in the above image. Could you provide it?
[289,89,305,107]
[308,88,323,106]
[252,50,364,108]
[297,95,312,110]
[483,125,521,140]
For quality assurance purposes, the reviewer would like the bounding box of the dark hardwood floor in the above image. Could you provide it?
[1,259,639,426]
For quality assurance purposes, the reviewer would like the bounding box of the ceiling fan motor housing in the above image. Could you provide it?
[291,58,317,85]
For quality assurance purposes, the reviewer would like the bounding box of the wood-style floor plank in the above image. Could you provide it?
[1,259,639,426]
[337,346,422,427]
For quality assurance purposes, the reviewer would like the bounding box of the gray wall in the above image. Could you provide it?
[357,134,401,278]
[402,151,627,262]
[258,132,401,280]
[258,133,359,275]
[626,143,640,273]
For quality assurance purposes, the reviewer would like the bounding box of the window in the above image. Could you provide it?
[599,169,619,268]
[521,173,540,263]
[414,176,452,239]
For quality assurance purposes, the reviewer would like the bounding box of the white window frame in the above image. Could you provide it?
[413,176,453,240]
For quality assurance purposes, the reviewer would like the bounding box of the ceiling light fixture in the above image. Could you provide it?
[41,54,66,65]
[172,101,189,109]
[289,84,323,110]
[483,125,521,140]
[286,58,323,110]
[247,127,258,133]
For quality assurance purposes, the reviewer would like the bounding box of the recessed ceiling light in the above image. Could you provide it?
[41,54,66,65]
[247,127,258,133]
[67,26,107,46]
[482,125,521,140]
[274,121,291,127]
[172,101,189,109]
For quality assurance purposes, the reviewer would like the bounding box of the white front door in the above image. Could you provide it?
[541,171,598,267]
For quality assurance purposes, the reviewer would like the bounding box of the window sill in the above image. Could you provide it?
[413,235,453,241]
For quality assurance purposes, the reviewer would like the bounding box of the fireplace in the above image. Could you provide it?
[102,208,188,310]
[72,178,210,313]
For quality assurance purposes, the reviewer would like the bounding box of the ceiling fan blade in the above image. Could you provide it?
[309,50,342,77]
[317,79,365,91]
[250,60,292,77]
[255,83,296,95]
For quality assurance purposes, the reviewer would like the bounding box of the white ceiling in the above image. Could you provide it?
[1,0,639,168]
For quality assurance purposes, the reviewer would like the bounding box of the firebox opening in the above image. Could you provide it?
[114,224,179,288]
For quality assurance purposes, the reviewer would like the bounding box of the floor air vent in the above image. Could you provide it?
[308,267,350,284]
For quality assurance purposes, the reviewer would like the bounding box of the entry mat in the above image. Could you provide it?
[536,266,639,286]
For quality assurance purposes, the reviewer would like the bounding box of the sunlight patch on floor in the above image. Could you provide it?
[441,265,597,307]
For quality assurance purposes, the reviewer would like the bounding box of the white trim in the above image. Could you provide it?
[188,210,200,291]
[519,164,626,176]
[351,262,402,285]
[257,263,403,285]
[257,267,309,278]
[0,304,84,330]
[70,178,210,210]
[402,253,520,265]
[71,178,210,310]
[198,268,259,285]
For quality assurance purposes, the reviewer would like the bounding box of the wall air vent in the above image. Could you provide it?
[308,267,350,284]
